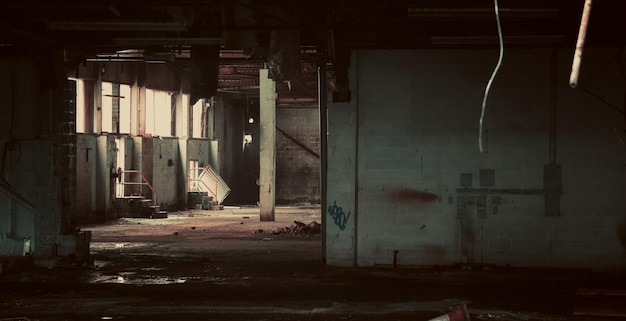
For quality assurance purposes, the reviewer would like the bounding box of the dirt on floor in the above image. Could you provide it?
[0,206,625,321]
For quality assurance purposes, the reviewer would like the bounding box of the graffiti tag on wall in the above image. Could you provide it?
[328,200,351,230]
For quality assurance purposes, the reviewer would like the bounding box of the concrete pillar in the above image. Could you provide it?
[175,87,188,138]
[259,69,276,221]
[130,78,139,136]
[138,86,146,136]
[94,70,102,134]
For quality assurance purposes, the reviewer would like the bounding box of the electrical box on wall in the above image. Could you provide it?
[168,159,174,166]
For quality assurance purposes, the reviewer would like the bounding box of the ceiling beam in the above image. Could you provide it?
[45,21,188,31]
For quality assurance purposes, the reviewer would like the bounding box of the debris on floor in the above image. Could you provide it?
[255,221,321,237]
[427,303,470,321]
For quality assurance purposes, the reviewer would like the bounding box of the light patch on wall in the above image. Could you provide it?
[146,89,172,136]
[102,82,113,133]
[119,84,131,134]
[192,98,203,138]
[75,79,86,133]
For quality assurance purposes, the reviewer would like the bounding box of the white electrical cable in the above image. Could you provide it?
[479,0,504,153]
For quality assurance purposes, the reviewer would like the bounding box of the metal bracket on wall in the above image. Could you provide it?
[276,126,320,159]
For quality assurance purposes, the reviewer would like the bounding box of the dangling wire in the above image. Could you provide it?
[479,0,504,153]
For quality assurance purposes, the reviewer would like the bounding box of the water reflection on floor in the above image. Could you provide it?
[88,273,189,285]
[87,269,229,285]
[90,242,158,250]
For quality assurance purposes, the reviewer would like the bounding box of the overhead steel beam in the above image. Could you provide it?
[431,35,564,45]
[46,21,188,31]
[408,7,559,18]
[113,38,223,46]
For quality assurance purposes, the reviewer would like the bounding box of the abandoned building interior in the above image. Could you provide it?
[2,0,626,320]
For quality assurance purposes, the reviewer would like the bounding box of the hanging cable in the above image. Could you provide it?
[479,0,504,153]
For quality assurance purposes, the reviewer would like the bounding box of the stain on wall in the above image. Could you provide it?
[386,189,438,204]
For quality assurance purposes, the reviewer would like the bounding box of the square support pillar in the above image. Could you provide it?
[259,69,276,221]
[130,79,139,136]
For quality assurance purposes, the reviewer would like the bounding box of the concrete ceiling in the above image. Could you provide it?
[1,1,625,105]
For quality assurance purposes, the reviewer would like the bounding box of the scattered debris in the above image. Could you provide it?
[243,216,250,219]
[191,227,196,230]
[173,232,179,235]
[255,221,321,238]
[427,303,470,321]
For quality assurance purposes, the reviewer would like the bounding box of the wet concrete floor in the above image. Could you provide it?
[0,206,624,321]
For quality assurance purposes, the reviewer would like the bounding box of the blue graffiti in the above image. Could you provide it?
[328,200,351,230]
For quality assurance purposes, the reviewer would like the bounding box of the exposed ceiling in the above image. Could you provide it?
[1,1,625,106]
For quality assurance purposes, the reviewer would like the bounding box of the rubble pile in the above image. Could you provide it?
[255,221,321,238]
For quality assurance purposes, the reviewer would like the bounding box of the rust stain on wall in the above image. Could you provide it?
[387,189,438,204]
[422,245,446,262]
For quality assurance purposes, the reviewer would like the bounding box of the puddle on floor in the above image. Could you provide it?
[89,274,188,285]
[91,242,158,250]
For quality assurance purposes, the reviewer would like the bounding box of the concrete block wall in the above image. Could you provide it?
[276,108,320,204]
[0,141,57,257]
[187,139,212,169]
[326,49,626,269]
[0,58,42,257]
[325,59,359,266]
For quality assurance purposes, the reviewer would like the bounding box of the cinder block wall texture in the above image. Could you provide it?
[151,138,179,210]
[326,49,626,269]
[276,108,320,204]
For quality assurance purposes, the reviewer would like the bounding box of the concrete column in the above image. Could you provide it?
[259,69,275,221]
[94,74,102,134]
[130,78,139,136]
[138,86,146,136]
[175,88,187,138]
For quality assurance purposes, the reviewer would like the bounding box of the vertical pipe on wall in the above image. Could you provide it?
[318,60,328,264]
[353,52,359,267]
[569,0,593,88]
[549,50,558,163]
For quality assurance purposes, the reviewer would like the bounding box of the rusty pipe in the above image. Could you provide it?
[569,0,593,88]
